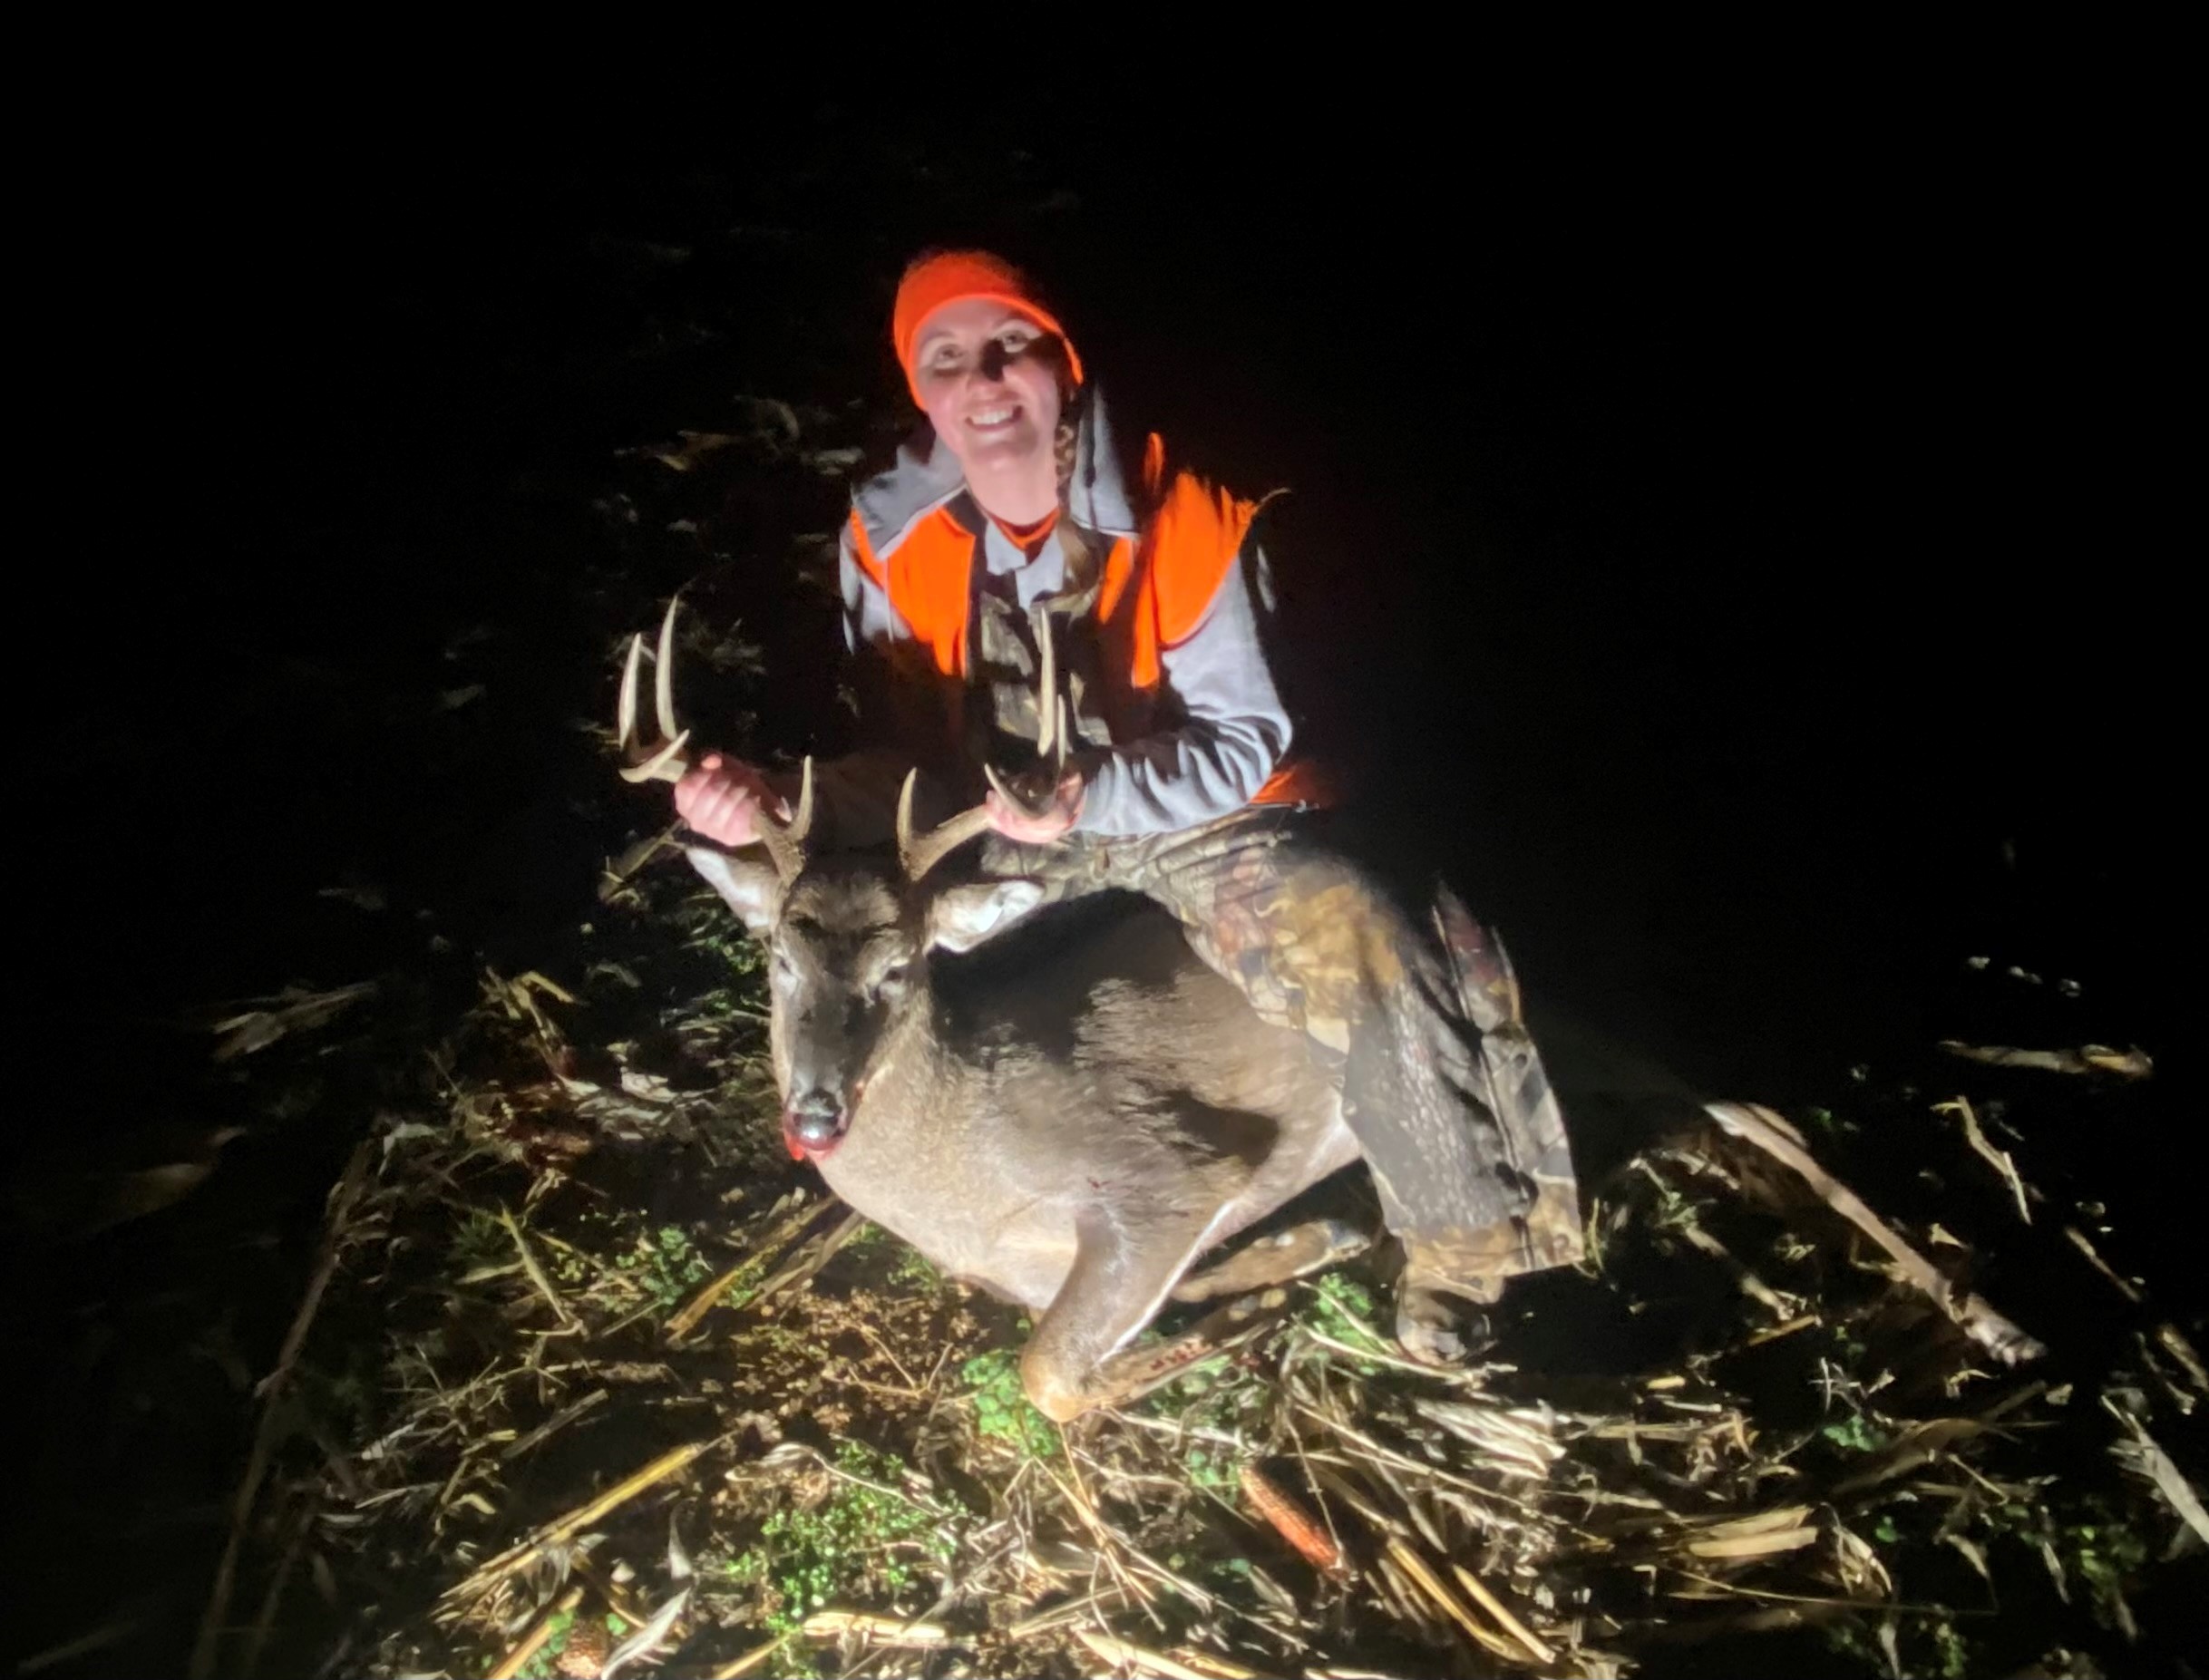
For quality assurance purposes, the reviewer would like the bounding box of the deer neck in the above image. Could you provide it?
[847,977,948,1129]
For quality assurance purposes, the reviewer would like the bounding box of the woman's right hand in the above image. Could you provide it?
[673,753,785,847]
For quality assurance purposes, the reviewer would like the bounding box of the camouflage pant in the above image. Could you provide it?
[985,809,1583,1293]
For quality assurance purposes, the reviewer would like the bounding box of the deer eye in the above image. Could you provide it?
[874,961,910,999]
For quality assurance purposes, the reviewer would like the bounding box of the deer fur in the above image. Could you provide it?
[618,597,2042,1417]
[688,844,1359,1421]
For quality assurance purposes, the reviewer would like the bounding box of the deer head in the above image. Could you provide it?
[618,597,1044,1159]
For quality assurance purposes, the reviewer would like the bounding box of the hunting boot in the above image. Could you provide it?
[1397,1248,1505,1364]
[1387,885,1584,1364]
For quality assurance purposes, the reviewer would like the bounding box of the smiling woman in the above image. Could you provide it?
[663,248,1588,1364]
[907,297,1074,526]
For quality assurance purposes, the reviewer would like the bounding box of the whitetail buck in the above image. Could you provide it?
[618,601,2042,1420]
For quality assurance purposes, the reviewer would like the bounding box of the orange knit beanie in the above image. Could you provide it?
[892,250,1084,403]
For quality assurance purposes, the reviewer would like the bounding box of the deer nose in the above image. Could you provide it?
[788,1090,847,1151]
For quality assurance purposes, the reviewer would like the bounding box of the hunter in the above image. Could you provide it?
[673,250,1581,1359]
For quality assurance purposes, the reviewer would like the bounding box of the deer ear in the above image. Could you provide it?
[925,879,1046,954]
[684,846,783,937]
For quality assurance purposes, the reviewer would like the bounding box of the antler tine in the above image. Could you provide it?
[787,753,815,848]
[618,631,643,755]
[898,770,996,882]
[654,591,681,745]
[751,756,816,883]
[984,603,1065,822]
[618,601,692,785]
[1033,601,1058,761]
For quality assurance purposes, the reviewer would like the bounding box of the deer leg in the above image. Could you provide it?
[1020,1200,1250,1423]
[1704,1101,2045,1365]
[1172,1218,1371,1304]
[1078,1287,1293,1413]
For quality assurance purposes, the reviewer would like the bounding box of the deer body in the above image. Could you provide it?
[696,851,1355,1419]
[837,896,1355,1306]
[622,598,2045,1423]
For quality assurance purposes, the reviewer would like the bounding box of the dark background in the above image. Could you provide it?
[36,102,2177,1098]
[6,83,2186,1679]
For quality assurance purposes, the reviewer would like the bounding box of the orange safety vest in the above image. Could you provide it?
[844,434,1327,809]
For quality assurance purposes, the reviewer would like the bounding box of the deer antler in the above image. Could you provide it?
[982,600,1068,822]
[618,594,694,784]
[900,598,1078,878]
[617,594,814,882]
[897,770,996,883]
[753,757,816,884]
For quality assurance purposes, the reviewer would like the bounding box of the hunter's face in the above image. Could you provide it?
[911,298,1066,490]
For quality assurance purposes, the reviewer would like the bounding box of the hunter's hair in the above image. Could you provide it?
[1053,379,1105,591]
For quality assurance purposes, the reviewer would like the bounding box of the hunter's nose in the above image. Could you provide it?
[790,1090,845,1148]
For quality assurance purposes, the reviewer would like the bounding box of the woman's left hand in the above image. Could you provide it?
[986,764,1086,842]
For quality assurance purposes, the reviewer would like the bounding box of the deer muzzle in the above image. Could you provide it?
[783,1088,850,1160]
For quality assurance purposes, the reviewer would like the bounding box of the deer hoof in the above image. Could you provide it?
[1018,1345,1091,1424]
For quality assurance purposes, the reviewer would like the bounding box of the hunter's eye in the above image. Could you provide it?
[772,951,794,980]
